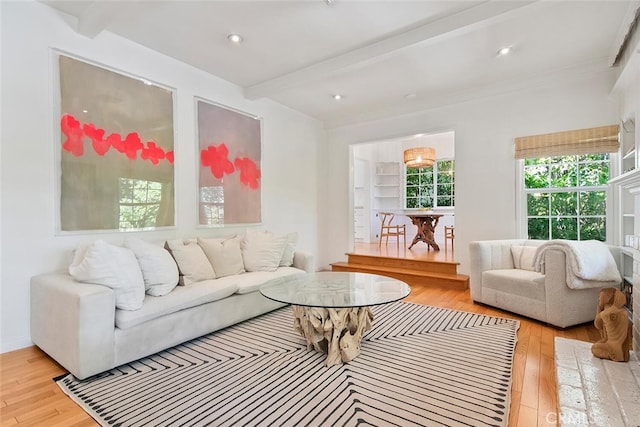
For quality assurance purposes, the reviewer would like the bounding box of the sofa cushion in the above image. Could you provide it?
[241,229,288,272]
[124,238,179,296]
[115,279,239,329]
[482,269,545,301]
[510,245,537,271]
[236,267,306,295]
[165,239,216,285]
[69,240,145,311]
[198,236,245,278]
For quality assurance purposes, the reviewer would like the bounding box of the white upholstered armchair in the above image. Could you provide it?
[469,239,621,328]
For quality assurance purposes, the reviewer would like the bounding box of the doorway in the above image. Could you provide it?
[351,131,455,246]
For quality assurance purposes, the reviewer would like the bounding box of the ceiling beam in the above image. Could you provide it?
[244,0,537,100]
[75,1,139,38]
[609,1,640,66]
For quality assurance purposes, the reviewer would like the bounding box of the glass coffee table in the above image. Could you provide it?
[260,272,411,367]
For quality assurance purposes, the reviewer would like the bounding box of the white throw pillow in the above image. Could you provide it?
[124,238,179,296]
[69,239,145,311]
[511,245,537,271]
[241,229,288,272]
[197,236,245,278]
[165,239,216,286]
[279,232,298,267]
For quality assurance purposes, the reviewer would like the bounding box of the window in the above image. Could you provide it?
[405,159,455,209]
[119,178,163,230]
[524,154,609,241]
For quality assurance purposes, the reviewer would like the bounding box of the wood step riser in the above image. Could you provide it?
[346,254,458,275]
[331,264,468,290]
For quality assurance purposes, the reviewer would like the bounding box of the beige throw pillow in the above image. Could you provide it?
[69,239,145,311]
[279,232,298,267]
[511,245,537,271]
[124,238,179,296]
[241,229,288,272]
[165,239,216,285]
[197,236,245,278]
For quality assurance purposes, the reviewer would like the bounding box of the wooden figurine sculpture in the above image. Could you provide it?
[591,287,633,362]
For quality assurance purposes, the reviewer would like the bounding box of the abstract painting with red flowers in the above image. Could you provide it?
[58,54,175,232]
[197,99,261,225]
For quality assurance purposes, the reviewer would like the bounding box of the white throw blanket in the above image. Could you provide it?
[533,240,621,290]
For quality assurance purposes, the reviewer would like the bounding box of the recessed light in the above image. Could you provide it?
[405,93,417,100]
[227,33,244,44]
[325,0,335,5]
[333,94,343,100]
[497,46,512,57]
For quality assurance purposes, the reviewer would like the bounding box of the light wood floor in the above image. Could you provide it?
[0,285,597,427]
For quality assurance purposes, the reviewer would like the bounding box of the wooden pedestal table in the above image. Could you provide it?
[406,213,444,251]
[259,272,411,367]
[292,305,373,366]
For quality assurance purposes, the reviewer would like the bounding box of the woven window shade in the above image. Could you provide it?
[514,125,619,159]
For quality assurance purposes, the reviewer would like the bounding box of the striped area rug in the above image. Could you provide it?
[56,302,519,427]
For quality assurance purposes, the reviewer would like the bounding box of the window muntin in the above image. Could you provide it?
[524,154,608,241]
[405,159,455,209]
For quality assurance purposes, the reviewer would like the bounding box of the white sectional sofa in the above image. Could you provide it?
[31,232,314,380]
[469,239,621,328]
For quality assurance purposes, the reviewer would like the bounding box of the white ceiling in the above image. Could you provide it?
[41,1,637,128]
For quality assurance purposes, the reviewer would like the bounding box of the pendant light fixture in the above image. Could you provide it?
[404,147,436,168]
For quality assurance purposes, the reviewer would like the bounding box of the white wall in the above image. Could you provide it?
[323,71,620,273]
[0,2,324,352]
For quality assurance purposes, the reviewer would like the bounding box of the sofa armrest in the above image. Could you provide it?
[292,251,315,273]
[31,273,116,379]
[542,246,622,328]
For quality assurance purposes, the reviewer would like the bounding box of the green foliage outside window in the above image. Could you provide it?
[524,154,608,241]
[119,178,163,230]
[405,160,454,209]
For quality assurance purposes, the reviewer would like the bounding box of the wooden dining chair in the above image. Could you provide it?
[444,225,455,250]
[379,212,406,249]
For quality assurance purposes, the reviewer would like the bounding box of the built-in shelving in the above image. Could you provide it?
[621,118,636,174]
[620,247,634,321]
[610,119,639,244]
[373,162,401,211]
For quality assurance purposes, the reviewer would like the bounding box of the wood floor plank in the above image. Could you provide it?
[516,321,541,409]
[509,389,522,426]
[537,355,558,427]
[49,402,99,427]
[512,343,528,394]
[540,325,555,359]
[517,404,539,427]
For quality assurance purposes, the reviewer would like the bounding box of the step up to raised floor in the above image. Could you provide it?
[331,253,469,290]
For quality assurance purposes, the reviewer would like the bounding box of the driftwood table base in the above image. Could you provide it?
[292,305,373,366]
[408,215,441,251]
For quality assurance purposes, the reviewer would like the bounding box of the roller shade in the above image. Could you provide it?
[514,125,619,159]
